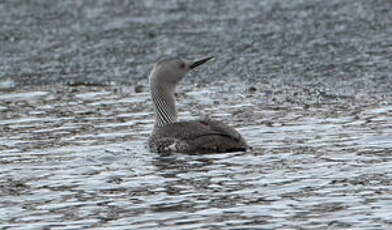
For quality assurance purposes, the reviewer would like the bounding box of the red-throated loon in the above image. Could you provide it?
[148,56,248,154]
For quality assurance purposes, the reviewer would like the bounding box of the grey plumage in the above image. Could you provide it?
[148,56,248,154]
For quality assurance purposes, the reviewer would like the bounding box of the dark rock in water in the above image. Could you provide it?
[134,85,144,93]
[248,86,257,92]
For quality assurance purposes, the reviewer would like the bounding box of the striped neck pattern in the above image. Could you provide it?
[151,86,177,129]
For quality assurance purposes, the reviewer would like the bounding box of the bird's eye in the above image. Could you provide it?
[179,62,186,69]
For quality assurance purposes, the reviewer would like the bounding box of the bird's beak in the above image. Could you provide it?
[189,56,214,69]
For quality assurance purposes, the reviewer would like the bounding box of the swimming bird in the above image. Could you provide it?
[148,56,248,154]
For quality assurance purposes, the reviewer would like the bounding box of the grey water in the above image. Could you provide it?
[1,0,392,229]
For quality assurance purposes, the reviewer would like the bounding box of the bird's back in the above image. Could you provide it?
[148,119,248,154]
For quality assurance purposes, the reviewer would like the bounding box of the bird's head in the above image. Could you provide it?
[149,56,214,86]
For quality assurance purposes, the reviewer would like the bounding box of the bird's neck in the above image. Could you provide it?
[150,83,177,129]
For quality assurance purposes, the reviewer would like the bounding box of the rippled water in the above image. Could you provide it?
[1,86,391,229]
[1,0,392,229]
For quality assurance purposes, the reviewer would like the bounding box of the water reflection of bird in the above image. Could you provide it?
[148,56,248,154]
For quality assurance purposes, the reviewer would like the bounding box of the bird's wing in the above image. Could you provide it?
[149,120,248,153]
[153,119,241,140]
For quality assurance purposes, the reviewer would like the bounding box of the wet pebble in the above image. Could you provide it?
[134,85,144,93]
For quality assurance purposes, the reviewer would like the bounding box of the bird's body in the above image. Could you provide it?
[148,56,248,154]
[149,119,248,154]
